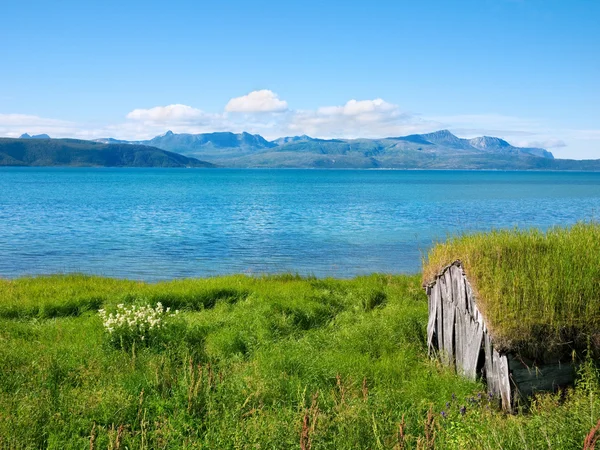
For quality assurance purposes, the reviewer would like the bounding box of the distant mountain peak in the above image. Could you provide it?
[420,129,461,141]
[272,135,317,145]
[469,136,511,150]
[419,129,470,149]
[162,130,174,137]
[467,136,554,158]
[431,129,455,136]
[19,133,50,139]
[423,129,459,139]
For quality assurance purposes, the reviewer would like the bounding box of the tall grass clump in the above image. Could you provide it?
[423,222,600,356]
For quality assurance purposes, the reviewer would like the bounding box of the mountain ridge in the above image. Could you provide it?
[0,138,215,168]
[6,129,598,170]
[92,129,556,161]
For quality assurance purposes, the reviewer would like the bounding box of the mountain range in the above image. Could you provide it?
[95,129,554,160]
[0,138,214,168]
[2,129,599,170]
[95,129,572,169]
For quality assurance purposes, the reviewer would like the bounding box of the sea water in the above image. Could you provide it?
[1,168,599,280]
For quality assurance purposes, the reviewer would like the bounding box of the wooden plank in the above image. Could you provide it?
[438,273,447,303]
[462,314,484,380]
[484,332,497,395]
[436,280,444,354]
[427,282,439,352]
[450,264,467,313]
[465,280,476,315]
[493,350,512,411]
[467,281,486,331]
[443,270,453,305]
[454,307,464,374]
[442,299,455,367]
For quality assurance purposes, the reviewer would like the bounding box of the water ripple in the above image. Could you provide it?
[1,168,599,280]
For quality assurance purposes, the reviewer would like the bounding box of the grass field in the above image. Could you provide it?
[0,273,599,449]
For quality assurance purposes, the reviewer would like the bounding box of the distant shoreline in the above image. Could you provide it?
[3,166,600,173]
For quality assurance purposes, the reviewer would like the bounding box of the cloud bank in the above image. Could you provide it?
[123,94,437,140]
[0,114,80,138]
[1,90,599,159]
[288,98,426,139]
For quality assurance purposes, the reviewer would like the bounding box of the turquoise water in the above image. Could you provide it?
[1,168,600,280]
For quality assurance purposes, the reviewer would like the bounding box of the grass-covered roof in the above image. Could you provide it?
[423,222,600,360]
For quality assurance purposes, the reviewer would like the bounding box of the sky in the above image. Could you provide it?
[1,0,599,159]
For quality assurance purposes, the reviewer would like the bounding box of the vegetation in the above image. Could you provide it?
[423,222,600,358]
[1,273,599,448]
[0,138,215,167]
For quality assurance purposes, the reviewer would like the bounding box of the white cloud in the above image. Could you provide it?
[514,139,567,149]
[116,104,231,139]
[126,104,206,123]
[283,99,436,139]
[225,90,288,113]
[0,113,79,138]
[317,98,397,117]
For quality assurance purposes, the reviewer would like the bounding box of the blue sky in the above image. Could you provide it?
[1,0,599,158]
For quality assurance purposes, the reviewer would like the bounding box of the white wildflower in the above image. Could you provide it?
[99,300,179,347]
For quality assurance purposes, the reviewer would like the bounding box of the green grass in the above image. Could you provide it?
[423,222,600,358]
[0,273,599,448]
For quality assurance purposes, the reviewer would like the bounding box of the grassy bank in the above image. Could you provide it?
[424,222,600,357]
[0,274,599,448]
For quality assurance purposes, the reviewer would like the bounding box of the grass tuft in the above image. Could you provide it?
[423,222,600,357]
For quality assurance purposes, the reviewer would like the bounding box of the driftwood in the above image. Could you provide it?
[425,261,575,411]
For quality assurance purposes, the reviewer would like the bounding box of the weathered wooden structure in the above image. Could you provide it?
[425,261,575,411]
